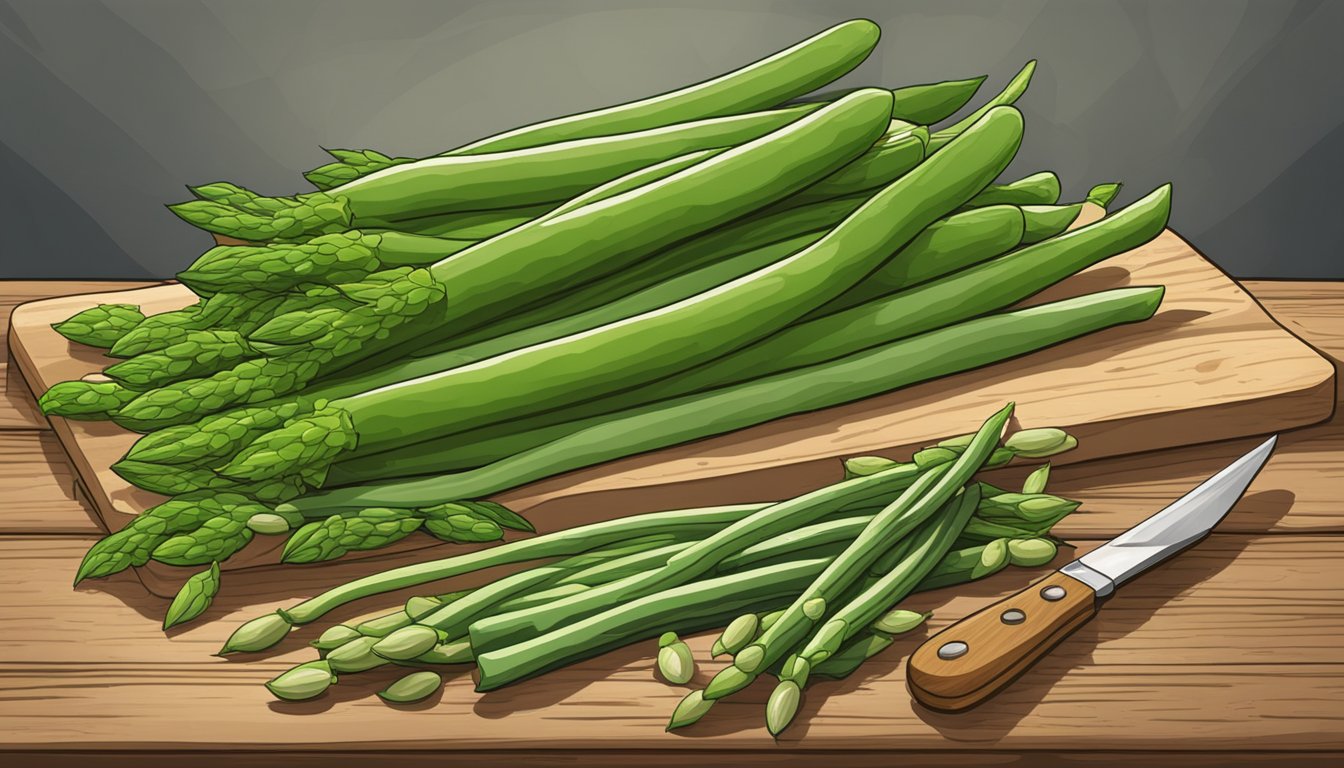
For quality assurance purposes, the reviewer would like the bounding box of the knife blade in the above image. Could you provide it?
[907,435,1277,712]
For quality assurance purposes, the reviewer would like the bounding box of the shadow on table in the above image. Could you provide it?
[902,488,1293,743]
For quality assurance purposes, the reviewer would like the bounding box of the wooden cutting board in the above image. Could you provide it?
[6,223,1336,594]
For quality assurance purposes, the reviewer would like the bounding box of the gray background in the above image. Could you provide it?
[1,0,1340,279]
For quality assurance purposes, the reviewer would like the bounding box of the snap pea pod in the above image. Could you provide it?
[328,184,1166,484]
[804,204,1026,317]
[177,21,883,241]
[1021,203,1081,243]
[393,125,926,356]
[286,284,1162,513]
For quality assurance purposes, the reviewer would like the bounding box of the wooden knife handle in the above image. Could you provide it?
[907,570,1098,712]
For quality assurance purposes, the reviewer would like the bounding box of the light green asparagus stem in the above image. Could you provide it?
[697,404,1010,705]
[222,503,773,652]
[467,455,963,654]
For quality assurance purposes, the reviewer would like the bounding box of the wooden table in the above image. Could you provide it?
[1,279,1341,767]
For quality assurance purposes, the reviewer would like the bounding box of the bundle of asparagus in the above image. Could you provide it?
[223,405,1075,735]
[40,20,1169,629]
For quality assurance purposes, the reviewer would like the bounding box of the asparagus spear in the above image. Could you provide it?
[100,91,894,432]
[322,183,1164,489]
[286,284,1163,513]
[765,487,981,734]
[270,463,1083,697]
[220,503,774,652]
[465,451,972,656]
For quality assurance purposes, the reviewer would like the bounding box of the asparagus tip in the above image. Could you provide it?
[219,612,293,655]
[666,690,714,731]
[765,680,802,736]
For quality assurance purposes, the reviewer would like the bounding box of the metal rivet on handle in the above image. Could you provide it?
[937,641,968,660]
[1041,585,1066,601]
[1001,609,1026,625]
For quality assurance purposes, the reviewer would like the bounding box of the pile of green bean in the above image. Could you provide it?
[225,406,1076,734]
[39,20,1170,632]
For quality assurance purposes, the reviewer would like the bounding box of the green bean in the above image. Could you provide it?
[928,60,1036,151]
[448,20,880,155]
[805,204,1026,316]
[889,75,986,124]
[1020,203,1081,243]
[794,487,981,666]
[336,104,834,225]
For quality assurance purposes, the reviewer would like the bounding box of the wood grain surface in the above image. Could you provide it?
[6,231,1336,584]
[0,278,1341,766]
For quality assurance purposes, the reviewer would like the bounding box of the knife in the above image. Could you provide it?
[907,435,1277,712]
